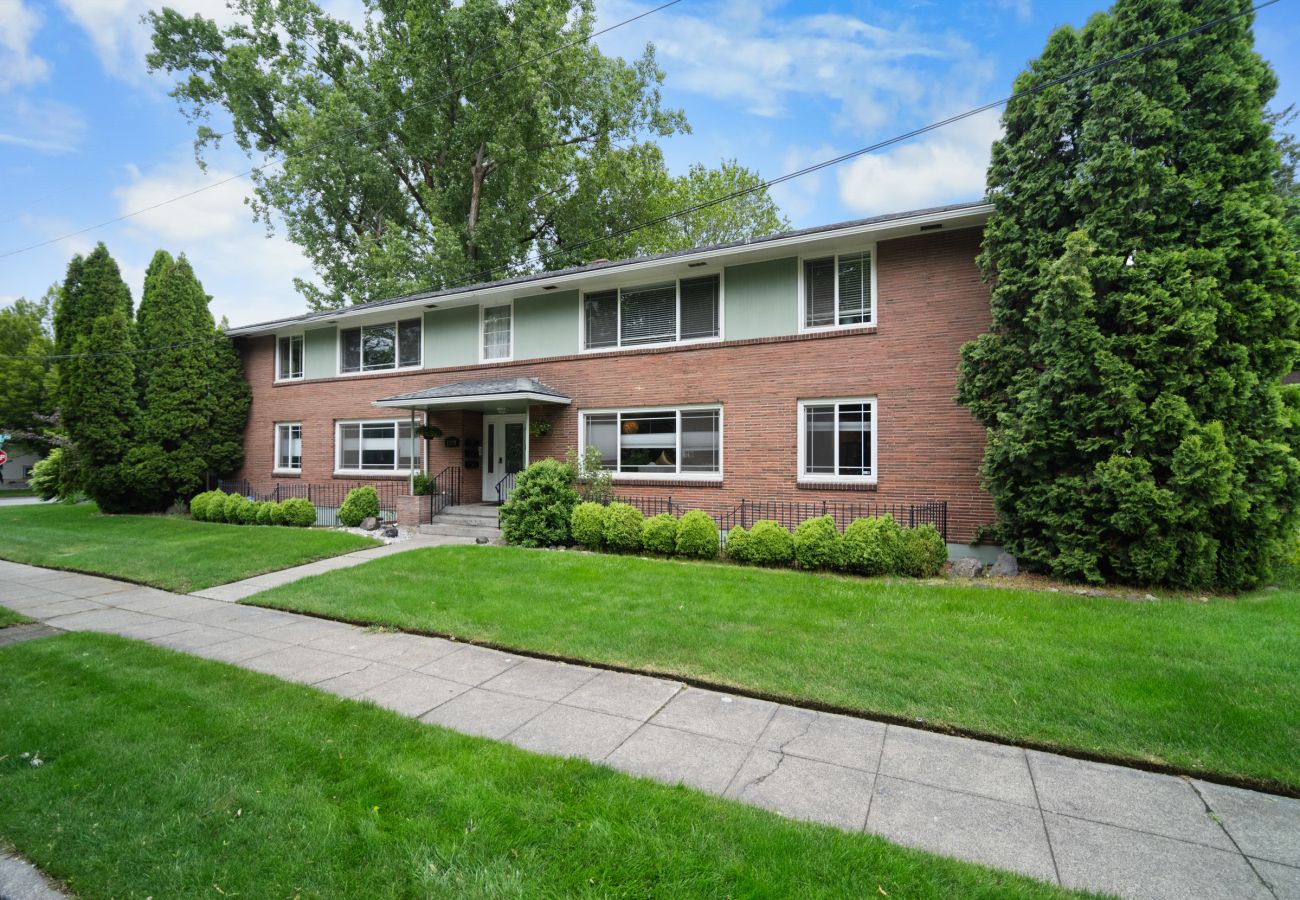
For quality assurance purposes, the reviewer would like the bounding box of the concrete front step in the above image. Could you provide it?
[417,522,503,541]
[434,512,503,527]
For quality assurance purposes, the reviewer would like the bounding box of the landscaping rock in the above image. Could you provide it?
[360,516,379,531]
[989,552,1019,577]
[950,557,984,579]
[382,527,399,538]
[475,536,490,545]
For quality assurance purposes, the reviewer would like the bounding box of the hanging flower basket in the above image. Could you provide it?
[529,421,552,438]
[416,424,443,440]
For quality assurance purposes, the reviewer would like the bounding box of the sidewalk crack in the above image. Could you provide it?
[1026,749,1064,888]
[1189,779,1279,899]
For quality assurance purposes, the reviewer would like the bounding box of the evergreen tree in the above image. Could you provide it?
[206,323,252,487]
[957,0,1300,590]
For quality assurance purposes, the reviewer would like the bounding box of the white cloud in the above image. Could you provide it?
[0,0,49,91]
[0,97,87,153]
[769,143,836,222]
[836,108,1001,214]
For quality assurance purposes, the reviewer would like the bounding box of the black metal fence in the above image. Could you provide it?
[426,466,464,522]
[217,479,403,527]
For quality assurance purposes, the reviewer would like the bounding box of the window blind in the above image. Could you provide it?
[679,275,719,341]
[804,257,836,328]
[837,252,870,325]
[584,291,618,349]
[619,282,676,346]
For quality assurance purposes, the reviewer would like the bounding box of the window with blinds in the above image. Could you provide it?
[277,335,303,380]
[580,407,722,477]
[482,304,512,360]
[803,250,873,329]
[336,420,417,473]
[798,398,875,482]
[275,423,302,472]
[581,274,720,350]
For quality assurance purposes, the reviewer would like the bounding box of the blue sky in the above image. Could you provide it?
[2,0,1297,327]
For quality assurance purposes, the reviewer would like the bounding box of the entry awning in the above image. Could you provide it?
[372,377,571,412]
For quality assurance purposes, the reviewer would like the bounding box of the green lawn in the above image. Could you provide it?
[0,605,32,628]
[0,488,39,498]
[0,502,379,592]
[247,546,1300,793]
[0,633,1081,899]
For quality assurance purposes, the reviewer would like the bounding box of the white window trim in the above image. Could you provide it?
[273,422,303,474]
[274,333,305,382]
[578,271,726,354]
[796,397,878,485]
[578,403,724,482]
[333,417,426,477]
[336,319,424,377]
[797,246,877,334]
[479,299,514,363]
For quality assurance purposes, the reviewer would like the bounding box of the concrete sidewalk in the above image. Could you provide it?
[0,558,1296,900]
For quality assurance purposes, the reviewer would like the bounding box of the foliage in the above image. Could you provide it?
[565,446,614,505]
[279,498,317,528]
[1267,104,1300,250]
[897,525,948,578]
[601,502,643,553]
[0,294,56,454]
[570,501,606,550]
[674,510,719,559]
[269,501,289,527]
[255,502,274,526]
[724,525,752,562]
[842,515,906,576]
[411,472,434,496]
[338,486,380,527]
[793,515,844,570]
[222,492,251,525]
[147,0,786,309]
[958,1,1300,590]
[744,520,795,567]
[188,490,219,521]
[27,448,63,501]
[641,513,678,555]
[498,459,579,547]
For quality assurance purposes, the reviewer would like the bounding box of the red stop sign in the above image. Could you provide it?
[0,450,8,466]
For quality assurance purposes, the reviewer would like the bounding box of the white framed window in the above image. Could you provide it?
[338,318,422,374]
[334,419,421,474]
[799,249,875,331]
[481,302,513,361]
[276,334,304,381]
[274,422,302,473]
[579,405,722,480]
[581,273,722,352]
[797,398,876,484]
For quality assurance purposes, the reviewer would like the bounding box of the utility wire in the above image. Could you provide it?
[0,0,686,261]
[0,0,1281,361]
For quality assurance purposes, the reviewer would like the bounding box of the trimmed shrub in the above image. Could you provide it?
[268,500,289,527]
[338,485,380,527]
[898,524,948,577]
[279,497,317,528]
[675,510,719,559]
[724,525,752,562]
[222,492,250,525]
[570,502,606,549]
[254,501,274,526]
[499,459,580,547]
[746,520,795,566]
[236,498,261,525]
[842,514,906,576]
[189,490,219,521]
[794,515,844,570]
[28,449,65,501]
[603,502,644,552]
[642,513,678,555]
[411,472,435,496]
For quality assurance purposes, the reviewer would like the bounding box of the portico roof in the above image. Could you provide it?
[373,377,570,412]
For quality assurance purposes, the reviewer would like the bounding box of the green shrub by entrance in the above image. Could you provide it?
[338,485,379,527]
[190,490,317,528]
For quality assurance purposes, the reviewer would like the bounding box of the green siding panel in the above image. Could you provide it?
[724,257,798,340]
[514,290,578,360]
[303,327,336,379]
[425,306,479,368]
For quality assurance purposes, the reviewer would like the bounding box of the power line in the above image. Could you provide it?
[0,0,1281,362]
[0,0,686,261]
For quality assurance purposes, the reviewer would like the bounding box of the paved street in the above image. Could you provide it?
[1,557,1297,900]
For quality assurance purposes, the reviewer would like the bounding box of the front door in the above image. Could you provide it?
[482,414,528,503]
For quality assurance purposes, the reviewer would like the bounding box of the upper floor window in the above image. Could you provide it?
[275,422,302,473]
[798,398,875,483]
[581,406,722,479]
[277,335,303,381]
[482,303,512,361]
[340,318,421,374]
[582,274,720,351]
[802,250,874,331]
[335,419,418,474]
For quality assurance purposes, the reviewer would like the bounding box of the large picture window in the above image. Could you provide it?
[581,406,722,478]
[276,335,303,381]
[802,250,873,330]
[583,274,720,351]
[275,423,302,472]
[339,318,422,373]
[335,420,419,473]
[798,398,876,483]
[482,304,512,361]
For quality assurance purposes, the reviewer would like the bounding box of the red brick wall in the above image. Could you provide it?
[233,227,996,541]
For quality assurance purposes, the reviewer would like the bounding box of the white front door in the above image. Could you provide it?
[482,414,528,503]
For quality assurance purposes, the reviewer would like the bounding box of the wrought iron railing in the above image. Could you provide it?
[427,465,463,522]
[216,479,404,527]
[494,470,518,506]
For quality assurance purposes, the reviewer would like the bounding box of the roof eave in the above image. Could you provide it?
[372,391,572,410]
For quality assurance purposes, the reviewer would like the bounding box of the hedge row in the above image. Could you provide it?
[189,490,316,528]
[570,502,947,577]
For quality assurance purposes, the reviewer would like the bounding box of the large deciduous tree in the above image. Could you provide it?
[957,0,1300,590]
[146,0,788,309]
[0,293,56,454]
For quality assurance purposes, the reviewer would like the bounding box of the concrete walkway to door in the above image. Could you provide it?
[0,558,1297,900]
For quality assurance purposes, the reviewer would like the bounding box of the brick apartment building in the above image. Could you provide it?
[227,201,997,545]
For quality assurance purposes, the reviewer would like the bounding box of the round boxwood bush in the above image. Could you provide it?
[842,514,906,576]
[675,510,720,559]
[189,490,216,521]
[237,498,262,525]
[725,525,752,563]
[268,500,289,526]
[499,459,581,547]
[222,492,250,525]
[279,497,317,528]
[338,485,380,527]
[603,502,644,552]
[746,520,795,566]
[642,513,679,555]
[254,501,274,526]
[794,515,844,570]
[898,523,948,577]
[570,501,606,549]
